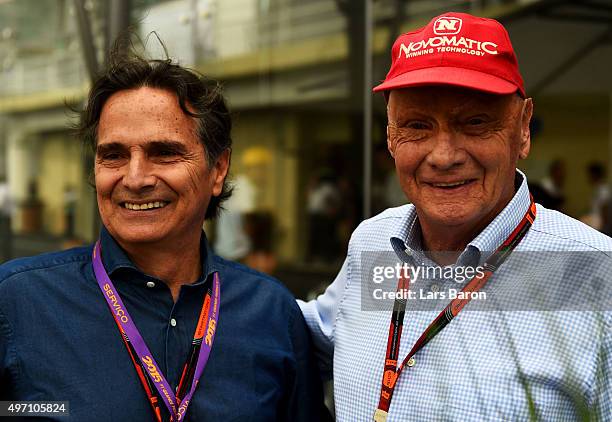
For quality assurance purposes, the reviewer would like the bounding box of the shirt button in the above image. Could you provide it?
[146,281,155,288]
[407,357,416,367]
[170,318,177,327]
[430,284,439,292]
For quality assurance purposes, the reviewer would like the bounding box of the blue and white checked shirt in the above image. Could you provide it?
[299,171,612,421]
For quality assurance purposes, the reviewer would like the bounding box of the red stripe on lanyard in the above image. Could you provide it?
[176,291,212,402]
[112,318,163,422]
[374,196,536,421]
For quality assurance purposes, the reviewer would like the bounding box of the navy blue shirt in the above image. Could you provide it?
[0,228,326,421]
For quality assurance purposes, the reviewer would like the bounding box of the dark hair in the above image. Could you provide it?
[75,44,232,220]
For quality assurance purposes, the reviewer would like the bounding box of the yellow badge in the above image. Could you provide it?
[373,409,388,422]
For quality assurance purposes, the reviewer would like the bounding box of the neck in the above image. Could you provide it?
[120,236,202,302]
[420,224,479,266]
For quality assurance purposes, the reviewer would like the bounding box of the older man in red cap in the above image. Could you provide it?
[299,12,612,422]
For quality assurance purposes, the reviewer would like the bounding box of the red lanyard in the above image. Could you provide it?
[374,198,536,422]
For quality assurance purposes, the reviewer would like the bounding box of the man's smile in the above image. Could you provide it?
[120,201,170,211]
[424,178,477,191]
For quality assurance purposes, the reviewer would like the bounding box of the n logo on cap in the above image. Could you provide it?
[433,17,462,35]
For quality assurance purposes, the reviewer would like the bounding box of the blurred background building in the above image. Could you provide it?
[0,0,611,298]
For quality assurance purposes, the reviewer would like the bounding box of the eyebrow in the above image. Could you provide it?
[96,142,124,156]
[147,140,189,154]
[96,140,189,155]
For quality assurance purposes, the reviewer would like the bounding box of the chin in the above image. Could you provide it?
[108,226,168,246]
[426,204,481,227]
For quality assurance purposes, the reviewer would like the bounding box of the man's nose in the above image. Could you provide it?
[122,153,156,191]
[424,129,466,170]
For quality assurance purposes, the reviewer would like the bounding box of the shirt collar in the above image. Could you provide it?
[390,170,531,266]
[99,226,218,285]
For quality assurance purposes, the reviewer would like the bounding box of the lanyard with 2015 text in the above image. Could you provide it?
[374,197,536,422]
[92,241,220,422]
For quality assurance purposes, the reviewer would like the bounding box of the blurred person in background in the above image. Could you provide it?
[307,169,342,264]
[372,143,407,215]
[580,161,610,231]
[214,146,278,273]
[299,12,611,421]
[539,158,566,211]
[63,184,78,238]
[213,163,255,262]
[0,47,327,421]
[243,211,278,274]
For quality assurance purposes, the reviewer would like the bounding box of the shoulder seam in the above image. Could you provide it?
[0,254,91,283]
[530,228,612,257]
[359,213,405,228]
[213,255,275,279]
[212,256,292,294]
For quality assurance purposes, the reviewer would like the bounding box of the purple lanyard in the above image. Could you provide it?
[92,241,220,421]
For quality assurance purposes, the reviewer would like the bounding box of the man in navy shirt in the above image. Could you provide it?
[0,49,326,421]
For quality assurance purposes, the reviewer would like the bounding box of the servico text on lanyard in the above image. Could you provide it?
[92,241,220,422]
[373,197,536,422]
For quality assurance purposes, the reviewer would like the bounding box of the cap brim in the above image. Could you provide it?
[372,66,522,96]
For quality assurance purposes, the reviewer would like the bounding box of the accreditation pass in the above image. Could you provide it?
[0,401,69,417]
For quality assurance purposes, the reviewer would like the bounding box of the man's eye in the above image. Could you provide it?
[407,121,429,130]
[101,153,122,160]
[155,149,179,158]
[467,117,487,126]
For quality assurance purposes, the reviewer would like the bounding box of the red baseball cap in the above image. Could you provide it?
[373,12,526,97]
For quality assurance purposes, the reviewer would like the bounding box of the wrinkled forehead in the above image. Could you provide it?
[97,87,199,141]
[387,86,519,117]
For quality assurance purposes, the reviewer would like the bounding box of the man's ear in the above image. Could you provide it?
[387,125,395,159]
[518,98,533,160]
[211,149,231,197]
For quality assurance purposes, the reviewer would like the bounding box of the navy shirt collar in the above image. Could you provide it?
[99,226,218,285]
